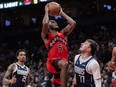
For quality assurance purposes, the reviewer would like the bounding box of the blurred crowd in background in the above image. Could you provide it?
[0,21,116,87]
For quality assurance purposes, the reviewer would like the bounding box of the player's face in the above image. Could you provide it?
[49,20,59,30]
[17,51,26,62]
[79,41,91,52]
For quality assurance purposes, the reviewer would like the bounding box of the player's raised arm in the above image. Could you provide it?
[41,4,49,43]
[60,7,76,35]
[3,64,16,86]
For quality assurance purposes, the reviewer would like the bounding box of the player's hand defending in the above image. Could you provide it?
[107,61,116,71]
[9,75,17,84]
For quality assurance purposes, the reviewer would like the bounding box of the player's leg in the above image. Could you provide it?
[58,60,68,87]
[52,59,69,87]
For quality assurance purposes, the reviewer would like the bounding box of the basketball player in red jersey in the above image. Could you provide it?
[41,3,76,87]
[108,47,116,70]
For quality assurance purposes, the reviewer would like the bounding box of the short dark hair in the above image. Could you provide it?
[86,39,99,56]
[16,49,27,57]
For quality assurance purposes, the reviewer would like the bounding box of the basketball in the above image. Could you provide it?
[48,2,60,16]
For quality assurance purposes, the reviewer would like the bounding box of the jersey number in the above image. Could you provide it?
[22,76,27,82]
[79,75,85,83]
[58,44,63,53]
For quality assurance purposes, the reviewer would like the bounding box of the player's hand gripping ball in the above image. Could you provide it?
[47,2,61,16]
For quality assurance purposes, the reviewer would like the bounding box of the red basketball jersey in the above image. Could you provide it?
[45,32,68,61]
[114,79,116,87]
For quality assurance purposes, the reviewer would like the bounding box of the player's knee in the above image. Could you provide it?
[58,60,69,70]
[61,62,69,69]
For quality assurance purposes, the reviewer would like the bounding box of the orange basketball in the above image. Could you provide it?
[48,2,60,16]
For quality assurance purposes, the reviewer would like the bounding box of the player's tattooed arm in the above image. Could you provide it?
[3,64,15,86]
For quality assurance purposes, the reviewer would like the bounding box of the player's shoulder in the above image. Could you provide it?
[26,66,30,70]
[87,58,101,73]
[9,63,16,67]
[89,58,100,67]
[27,68,31,74]
[75,54,81,58]
[59,31,66,36]
[113,47,116,50]
[7,63,16,71]
[74,54,81,62]
[113,47,116,52]
[25,65,30,70]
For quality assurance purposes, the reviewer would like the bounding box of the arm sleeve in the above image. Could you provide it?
[88,60,101,87]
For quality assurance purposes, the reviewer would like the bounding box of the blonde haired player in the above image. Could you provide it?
[72,39,101,87]
[41,2,76,87]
